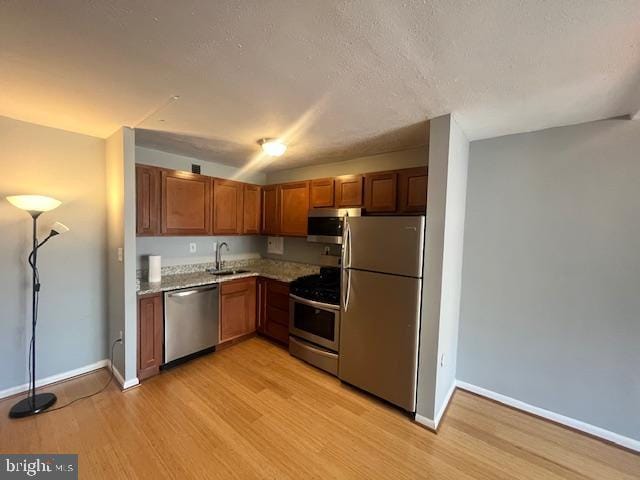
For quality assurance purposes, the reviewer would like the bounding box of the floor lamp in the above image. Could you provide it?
[6,195,69,418]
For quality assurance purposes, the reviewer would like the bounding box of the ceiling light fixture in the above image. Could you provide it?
[258,138,287,157]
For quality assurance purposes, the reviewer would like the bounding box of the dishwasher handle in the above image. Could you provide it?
[167,285,218,297]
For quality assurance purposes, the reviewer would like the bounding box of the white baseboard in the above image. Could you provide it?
[415,413,436,430]
[414,380,457,431]
[456,380,640,453]
[110,365,139,390]
[434,381,457,428]
[0,359,109,400]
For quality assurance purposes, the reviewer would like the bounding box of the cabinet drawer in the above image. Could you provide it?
[266,280,289,310]
[220,277,255,295]
[267,305,289,327]
[265,320,289,345]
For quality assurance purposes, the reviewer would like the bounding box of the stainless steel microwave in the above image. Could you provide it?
[307,208,361,244]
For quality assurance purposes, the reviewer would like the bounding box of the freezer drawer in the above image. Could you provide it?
[339,269,421,411]
[344,216,425,277]
[164,285,219,363]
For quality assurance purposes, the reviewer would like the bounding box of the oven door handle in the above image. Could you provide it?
[290,294,341,311]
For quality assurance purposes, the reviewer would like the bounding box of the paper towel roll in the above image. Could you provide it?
[148,255,161,284]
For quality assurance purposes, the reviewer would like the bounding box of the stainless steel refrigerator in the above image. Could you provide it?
[339,215,425,412]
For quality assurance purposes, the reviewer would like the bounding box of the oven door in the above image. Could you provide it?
[289,294,340,351]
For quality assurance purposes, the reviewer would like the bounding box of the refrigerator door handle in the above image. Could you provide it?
[342,220,351,268]
[344,268,352,312]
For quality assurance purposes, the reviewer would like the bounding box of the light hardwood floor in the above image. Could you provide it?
[1,337,637,479]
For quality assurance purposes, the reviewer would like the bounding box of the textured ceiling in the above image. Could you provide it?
[1,1,640,171]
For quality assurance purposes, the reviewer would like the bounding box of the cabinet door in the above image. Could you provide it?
[243,184,261,234]
[279,181,309,236]
[398,167,428,214]
[138,294,163,381]
[219,277,257,342]
[136,164,160,236]
[335,175,363,207]
[213,179,243,234]
[364,171,398,213]
[262,184,280,235]
[161,169,211,235]
[310,178,335,208]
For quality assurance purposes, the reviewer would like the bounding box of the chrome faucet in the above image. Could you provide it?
[215,242,230,271]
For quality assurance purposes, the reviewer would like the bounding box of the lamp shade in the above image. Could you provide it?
[6,195,61,213]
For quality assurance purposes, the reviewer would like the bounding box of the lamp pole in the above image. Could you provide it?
[29,213,40,406]
[6,194,65,419]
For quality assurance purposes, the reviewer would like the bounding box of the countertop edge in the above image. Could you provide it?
[137,271,298,296]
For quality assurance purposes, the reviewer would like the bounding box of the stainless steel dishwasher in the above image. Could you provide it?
[164,284,219,364]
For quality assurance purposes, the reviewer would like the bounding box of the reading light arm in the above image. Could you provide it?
[27,222,70,270]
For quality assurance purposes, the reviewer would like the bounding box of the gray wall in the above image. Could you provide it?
[136,146,266,185]
[416,115,468,424]
[458,118,640,441]
[105,127,137,382]
[0,115,107,392]
[266,146,428,184]
[262,237,340,265]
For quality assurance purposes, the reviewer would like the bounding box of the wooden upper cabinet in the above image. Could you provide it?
[138,294,163,381]
[364,171,398,213]
[243,184,261,234]
[279,181,310,236]
[213,179,243,235]
[136,164,160,236]
[398,167,428,214]
[335,175,363,207]
[219,277,256,343]
[310,178,335,208]
[161,169,212,235]
[262,184,280,235]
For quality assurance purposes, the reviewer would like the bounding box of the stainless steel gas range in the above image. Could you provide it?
[288,267,340,375]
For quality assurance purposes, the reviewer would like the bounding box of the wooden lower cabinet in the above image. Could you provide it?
[257,278,290,345]
[219,277,257,343]
[138,293,164,381]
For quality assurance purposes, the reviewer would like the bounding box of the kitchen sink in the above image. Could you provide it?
[208,269,250,276]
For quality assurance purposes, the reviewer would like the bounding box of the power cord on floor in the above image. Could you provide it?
[37,337,122,415]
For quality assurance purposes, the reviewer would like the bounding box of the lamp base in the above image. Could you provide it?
[9,393,57,418]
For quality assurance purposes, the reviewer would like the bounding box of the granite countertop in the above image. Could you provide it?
[137,258,320,296]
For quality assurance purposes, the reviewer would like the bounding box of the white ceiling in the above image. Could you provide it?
[2,1,640,171]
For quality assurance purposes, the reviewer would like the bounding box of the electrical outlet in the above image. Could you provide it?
[189,243,197,253]
[118,330,123,342]
[117,247,123,262]
[440,353,445,367]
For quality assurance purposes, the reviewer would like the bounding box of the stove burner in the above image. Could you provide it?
[290,267,340,306]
